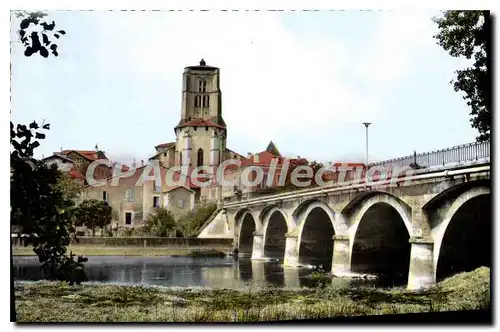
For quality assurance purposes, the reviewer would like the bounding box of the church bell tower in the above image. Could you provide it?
[175,59,227,168]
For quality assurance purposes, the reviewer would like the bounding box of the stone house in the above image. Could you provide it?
[83,164,195,229]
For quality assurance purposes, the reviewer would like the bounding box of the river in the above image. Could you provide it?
[13,256,403,289]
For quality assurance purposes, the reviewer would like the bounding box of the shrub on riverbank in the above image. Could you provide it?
[15,267,490,322]
[187,249,227,258]
[177,203,217,237]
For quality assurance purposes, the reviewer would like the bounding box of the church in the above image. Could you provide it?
[148,59,288,204]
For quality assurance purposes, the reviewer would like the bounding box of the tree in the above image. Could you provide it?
[74,199,112,236]
[56,172,84,202]
[11,121,88,284]
[14,11,66,57]
[11,11,73,322]
[143,208,177,237]
[434,11,491,141]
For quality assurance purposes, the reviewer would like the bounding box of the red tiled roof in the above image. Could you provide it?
[176,118,226,129]
[69,168,85,180]
[60,150,106,161]
[240,151,282,167]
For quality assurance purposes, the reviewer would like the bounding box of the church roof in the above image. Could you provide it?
[155,142,176,150]
[185,59,218,71]
[265,141,281,157]
[175,118,226,129]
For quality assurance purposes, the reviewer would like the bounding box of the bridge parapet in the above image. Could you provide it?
[369,140,490,169]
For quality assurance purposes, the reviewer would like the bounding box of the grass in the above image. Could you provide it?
[14,267,490,322]
[13,245,230,257]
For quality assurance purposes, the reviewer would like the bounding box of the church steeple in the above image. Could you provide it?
[178,60,225,128]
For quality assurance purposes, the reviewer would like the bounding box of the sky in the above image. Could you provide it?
[10,10,478,165]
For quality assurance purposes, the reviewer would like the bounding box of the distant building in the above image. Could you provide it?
[43,149,112,185]
[42,153,75,173]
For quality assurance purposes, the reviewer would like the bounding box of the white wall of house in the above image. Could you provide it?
[44,157,74,172]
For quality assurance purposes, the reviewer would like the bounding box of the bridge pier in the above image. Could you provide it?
[251,232,264,260]
[407,238,435,290]
[283,235,300,266]
[331,234,351,276]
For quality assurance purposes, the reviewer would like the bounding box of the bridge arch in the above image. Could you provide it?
[347,192,413,284]
[261,207,291,260]
[432,185,491,280]
[234,209,260,255]
[295,200,337,269]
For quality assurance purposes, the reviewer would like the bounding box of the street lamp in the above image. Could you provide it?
[362,122,371,167]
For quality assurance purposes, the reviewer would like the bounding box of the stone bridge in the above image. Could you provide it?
[198,141,491,290]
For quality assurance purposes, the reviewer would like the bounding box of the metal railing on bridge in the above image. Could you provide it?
[368,140,490,169]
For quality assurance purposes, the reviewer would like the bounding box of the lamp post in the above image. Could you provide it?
[362,122,371,167]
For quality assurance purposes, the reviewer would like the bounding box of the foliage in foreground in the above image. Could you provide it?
[15,267,490,322]
[433,10,491,141]
[11,121,87,285]
[14,11,66,57]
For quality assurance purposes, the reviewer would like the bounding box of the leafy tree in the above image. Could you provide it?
[143,208,177,237]
[14,11,66,57]
[434,10,491,141]
[11,121,88,285]
[74,199,112,236]
[56,172,84,202]
[11,11,74,322]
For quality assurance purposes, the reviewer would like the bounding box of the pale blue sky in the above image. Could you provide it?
[10,10,478,164]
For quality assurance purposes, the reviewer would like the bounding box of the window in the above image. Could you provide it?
[195,95,201,107]
[155,180,162,192]
[153,196,160,208]
[197,148,204,167]
[125,188,135,202]
[198,78,203,92]
[163,152,167,157]
[179,151,183,165]
[177,199,184,208]
[202,79,207,92]
[125,212,132,225]
[203,95,209,108]
[102,190,107,201]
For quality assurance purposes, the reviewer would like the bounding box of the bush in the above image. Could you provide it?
[143,208,176,237]
[188,249,226,258]
[177,203,218,237]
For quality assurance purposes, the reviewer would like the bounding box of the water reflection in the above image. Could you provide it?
[13,256,399,289]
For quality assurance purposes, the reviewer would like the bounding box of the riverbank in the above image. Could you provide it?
[12,245,230,257]
[14,267,490,322]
